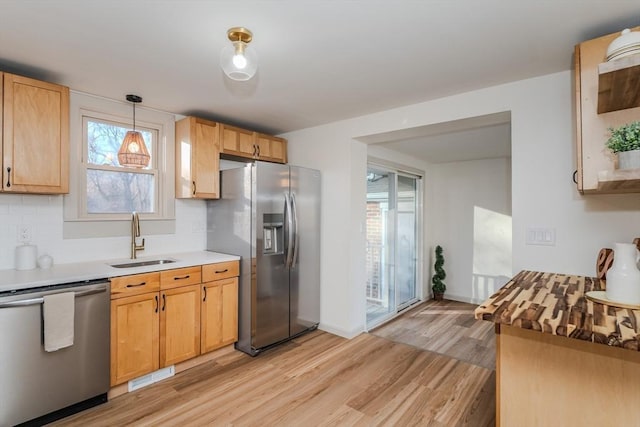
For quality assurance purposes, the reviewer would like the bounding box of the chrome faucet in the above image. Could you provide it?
[131,211,145,259]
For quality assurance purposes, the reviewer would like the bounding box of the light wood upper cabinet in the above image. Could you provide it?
[575,26,640,194]
[175,116,220,199]
[110,292,159,386]
[201,277,238,354]
[2,72,69,194]
[255,133,287,164]
[160,284,201,367]
[220,123,288,164]
[220,123,255,157]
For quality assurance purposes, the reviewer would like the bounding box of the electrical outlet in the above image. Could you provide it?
[18,225,33,243]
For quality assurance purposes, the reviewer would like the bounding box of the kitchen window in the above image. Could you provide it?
[64,91,175,238]
[84,116,158,215]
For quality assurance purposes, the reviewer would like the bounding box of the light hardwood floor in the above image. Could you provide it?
[371,299,496,370]
[54,300,495,426]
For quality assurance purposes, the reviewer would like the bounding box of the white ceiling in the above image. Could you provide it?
[0,1,637,161]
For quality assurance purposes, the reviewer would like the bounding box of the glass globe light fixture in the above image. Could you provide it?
[221,27,258,81]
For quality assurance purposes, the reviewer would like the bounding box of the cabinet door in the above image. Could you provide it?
[255,134,272,160]
[255,133,287,164]
[160,284,201,366]
[220,124,256,158]
[110,293,160,386]
[269,137,287,164]
[175,117,219,199]
[201,277,238,353]
[3,73,69,193]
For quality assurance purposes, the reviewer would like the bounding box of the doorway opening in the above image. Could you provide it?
[365,165,422,329]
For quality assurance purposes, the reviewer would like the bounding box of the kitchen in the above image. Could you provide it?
[2,1,640,426]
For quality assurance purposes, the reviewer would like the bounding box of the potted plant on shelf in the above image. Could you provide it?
[431,245,446,301]
[606,121,640,169]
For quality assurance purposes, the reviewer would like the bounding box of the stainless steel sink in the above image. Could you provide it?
[109,259,176,268]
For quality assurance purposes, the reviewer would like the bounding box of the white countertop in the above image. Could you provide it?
[0,251,240,293]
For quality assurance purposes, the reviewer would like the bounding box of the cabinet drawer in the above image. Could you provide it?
[202,261,239,282]
[111,272,160,299]
[160,266,202,290]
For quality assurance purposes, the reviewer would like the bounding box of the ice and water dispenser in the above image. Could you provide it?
[262,213,284,255]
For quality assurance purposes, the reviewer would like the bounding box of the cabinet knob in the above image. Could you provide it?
[6,167,11,188]
[192,181,196,195]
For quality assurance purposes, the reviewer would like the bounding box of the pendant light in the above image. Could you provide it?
[117,94,150,168]
[220,27,258,81]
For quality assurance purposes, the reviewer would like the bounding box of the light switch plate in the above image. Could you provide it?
[526,227,556,246]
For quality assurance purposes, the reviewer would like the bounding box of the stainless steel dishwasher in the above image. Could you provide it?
[0,279,110,426]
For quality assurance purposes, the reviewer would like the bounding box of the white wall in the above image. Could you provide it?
[284,70,640,338]
[0,194,206,270]
[430,157,512,304]
[286,128,364,337]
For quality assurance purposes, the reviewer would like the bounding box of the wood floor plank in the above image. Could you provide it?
[54,300,496,426]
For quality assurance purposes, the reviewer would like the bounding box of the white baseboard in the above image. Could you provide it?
[441,292,484,305]
[318,322,363,339]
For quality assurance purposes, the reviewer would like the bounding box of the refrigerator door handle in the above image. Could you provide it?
[284,192,294,268]
[291,193,300,269]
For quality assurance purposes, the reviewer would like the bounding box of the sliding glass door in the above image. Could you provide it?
[366,165,421,329]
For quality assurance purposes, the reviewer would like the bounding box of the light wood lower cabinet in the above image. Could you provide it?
[497,325,640,426]
[160,284,201,366]
[110,292,160,387]
[110,261,239,387]
[201,277,238,353]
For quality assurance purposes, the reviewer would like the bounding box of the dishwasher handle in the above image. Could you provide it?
[0,285,108,309]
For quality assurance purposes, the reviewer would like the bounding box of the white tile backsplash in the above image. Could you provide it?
[0,194,208,271]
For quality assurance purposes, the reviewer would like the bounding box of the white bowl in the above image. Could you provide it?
[606,28,640,61]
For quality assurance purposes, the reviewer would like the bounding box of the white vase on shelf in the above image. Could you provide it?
[606,242,640,304]
[617,150,640,170]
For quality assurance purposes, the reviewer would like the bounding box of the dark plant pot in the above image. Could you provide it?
[433,292,444,301]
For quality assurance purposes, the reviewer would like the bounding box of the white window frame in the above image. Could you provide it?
[64,91,175,239]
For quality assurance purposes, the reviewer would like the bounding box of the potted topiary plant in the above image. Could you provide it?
[605,121,640,169]
[431,245,446,301]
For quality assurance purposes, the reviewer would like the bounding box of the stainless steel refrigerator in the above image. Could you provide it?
[206,161,320,356]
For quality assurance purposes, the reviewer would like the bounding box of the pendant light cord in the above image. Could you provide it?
[132,102,136,132]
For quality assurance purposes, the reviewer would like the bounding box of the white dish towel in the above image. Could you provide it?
[43,292,75,352]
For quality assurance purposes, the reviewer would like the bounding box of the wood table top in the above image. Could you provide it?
[474,270,640,351]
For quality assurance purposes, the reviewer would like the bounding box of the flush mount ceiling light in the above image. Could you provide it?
[118,94,150,168]
[220,27,258,81]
